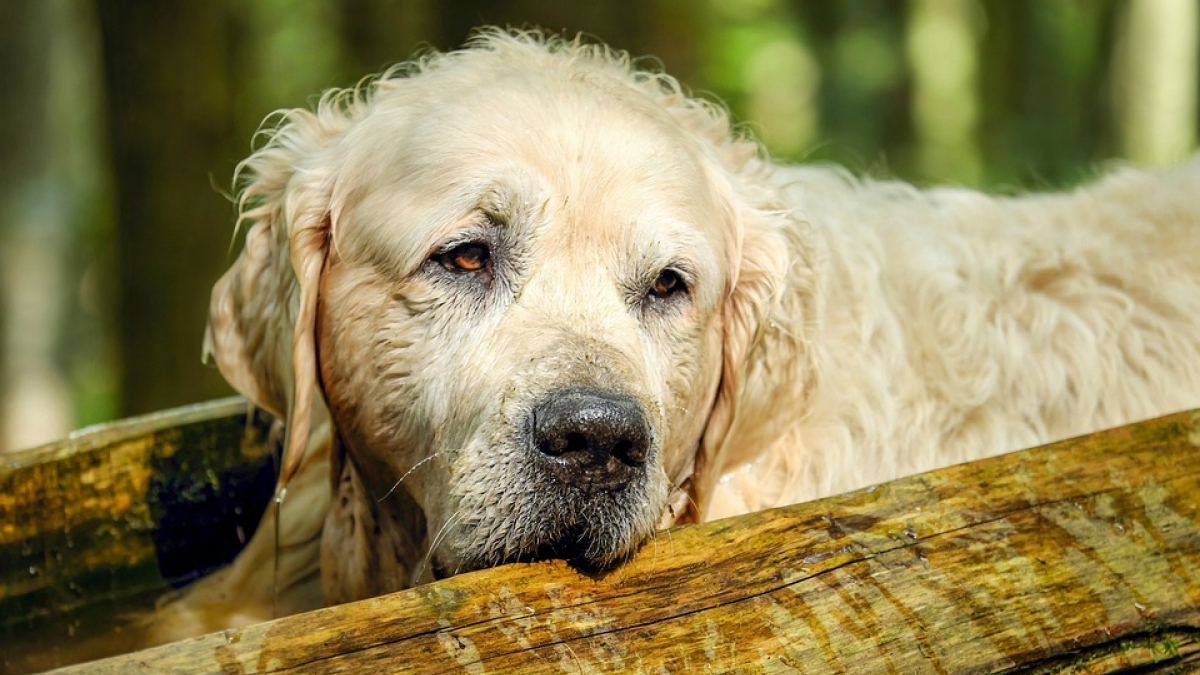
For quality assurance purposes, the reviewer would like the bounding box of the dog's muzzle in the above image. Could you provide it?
[530,387,650,494]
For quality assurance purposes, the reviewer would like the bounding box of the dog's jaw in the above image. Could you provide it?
[318,414,671,602]
[434,440,671,575]
[320,438,433,604]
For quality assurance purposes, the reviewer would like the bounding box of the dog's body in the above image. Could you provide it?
[708,162,1200,519]
[162,31,1200,638]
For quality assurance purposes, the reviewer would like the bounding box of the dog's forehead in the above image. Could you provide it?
[376,66,711,194]
[334,64,729,276]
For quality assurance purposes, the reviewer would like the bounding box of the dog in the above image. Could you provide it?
[167,29,1200,636]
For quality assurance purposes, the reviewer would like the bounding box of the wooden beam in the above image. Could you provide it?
[43,409,1200,674]
[1,398,278,673]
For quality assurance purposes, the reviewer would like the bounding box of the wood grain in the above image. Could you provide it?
[34,408,1200,674]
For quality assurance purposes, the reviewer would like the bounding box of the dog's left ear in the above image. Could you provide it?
[683,172,795,522]
[205,107,344,488]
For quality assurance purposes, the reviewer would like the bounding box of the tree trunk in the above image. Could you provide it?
[1114,0,1199,166]
[0,0,115,450]
[94,2,242,417]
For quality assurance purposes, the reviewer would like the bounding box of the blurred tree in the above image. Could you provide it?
[334,0,436,76]
[236,0,344,135]
[1,0,1198,443]
[804,2,910,171]
[94,3,243,416]
[702,0,821,159]
[978,1,1120,188]
[0,0,115,450]
[906,0,982,185]
[429,0,682,54]
[1115,0,1198,166]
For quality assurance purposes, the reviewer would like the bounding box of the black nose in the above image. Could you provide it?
[532,389,651,492]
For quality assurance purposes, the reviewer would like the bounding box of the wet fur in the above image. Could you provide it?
[156,29,1200,638]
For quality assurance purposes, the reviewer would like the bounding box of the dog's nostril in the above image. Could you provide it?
[565,432,589,454]
[611,439,646,465]
[540,432,590,457]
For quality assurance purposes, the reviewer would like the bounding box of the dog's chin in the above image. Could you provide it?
[443,529,641,577]
[436,485,659,576]
[433,529,639,579]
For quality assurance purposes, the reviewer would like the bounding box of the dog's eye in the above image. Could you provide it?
[438,243,491,273]
[650,269,686,299]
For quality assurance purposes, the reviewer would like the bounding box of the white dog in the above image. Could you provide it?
[178,29,1200,633]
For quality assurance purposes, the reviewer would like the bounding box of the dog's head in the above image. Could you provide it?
[206,31,793,599]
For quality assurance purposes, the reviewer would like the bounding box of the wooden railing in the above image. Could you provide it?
[4,401,1199,673]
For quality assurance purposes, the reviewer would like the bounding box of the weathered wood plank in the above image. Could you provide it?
[42,409,1200,674]
[0,398,277,673]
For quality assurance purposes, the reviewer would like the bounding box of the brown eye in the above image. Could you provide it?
[439,242,490,273]
[650,269,685,299]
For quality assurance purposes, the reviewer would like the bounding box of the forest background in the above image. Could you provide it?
[0,0,1196,451]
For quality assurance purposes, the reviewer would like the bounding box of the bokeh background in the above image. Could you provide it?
[0,0,1196,451]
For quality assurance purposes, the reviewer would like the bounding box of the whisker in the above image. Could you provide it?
[422,511,461,572]
[666,473,703,517]
[417,507,467,582]
[376,451,443,503]
[665,476,705,520]
[662,522,676,558]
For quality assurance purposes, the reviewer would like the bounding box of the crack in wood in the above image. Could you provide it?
[994,627,1200,675]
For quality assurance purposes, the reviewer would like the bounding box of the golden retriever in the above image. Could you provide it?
[168,29,1200,635]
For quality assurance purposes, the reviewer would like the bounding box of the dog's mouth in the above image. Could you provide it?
[432,524,597,578]
[437,475,657,575]
[427,386,661,577]
[437,510,641,576]
[514,523,635,573]
[430,558,451,581]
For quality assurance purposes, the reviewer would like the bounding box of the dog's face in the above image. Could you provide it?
[208,34,792,597]
[316,67,732,575]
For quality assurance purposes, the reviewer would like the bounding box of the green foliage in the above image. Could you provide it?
[0,0,1196,445]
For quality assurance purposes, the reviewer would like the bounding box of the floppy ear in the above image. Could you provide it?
[204,106,344,488]
[683,175,794,522]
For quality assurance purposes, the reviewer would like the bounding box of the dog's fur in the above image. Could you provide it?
[166,30,1200,637]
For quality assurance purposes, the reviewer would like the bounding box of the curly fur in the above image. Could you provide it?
[157,29,1200,639]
